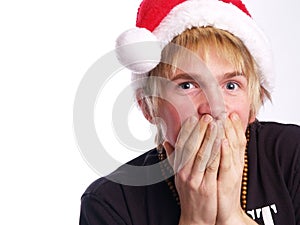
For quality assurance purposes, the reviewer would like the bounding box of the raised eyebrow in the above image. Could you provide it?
[170,73,199,81]
[172,72,243,81]
[222,71,244,80]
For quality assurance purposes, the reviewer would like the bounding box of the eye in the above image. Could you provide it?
[225,81,239,91]
[178,82,195,90]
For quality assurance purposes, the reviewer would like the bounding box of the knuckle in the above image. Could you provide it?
[187,179,198,191]
[175,142,183,151]
[221,160,231,171]
[195,152,205,163]
[240,137,247,148]
[176,170,187,182]
[206,162,218,173]
[199,185,214,198]
[185,142,196,153]
[222,147,231,157]
[195,150,209,164]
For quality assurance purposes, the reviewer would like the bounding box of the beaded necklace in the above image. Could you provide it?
[158,127,250,211]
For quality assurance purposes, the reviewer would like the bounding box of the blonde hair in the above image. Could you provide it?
[140,26,271,147]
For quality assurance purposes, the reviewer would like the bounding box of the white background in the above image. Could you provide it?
[1,0,299,224]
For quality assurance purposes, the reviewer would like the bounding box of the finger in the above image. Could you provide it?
[212,119,225,167]
[178,114,213,172]
[205,119,223,169]
[176,121,204,176]
[227,113,247,164]
[230,113,247,162]
[216,119,225,140]
[206,137,221,173]
[178,121,201,173]
[191,121,217,175]
[181,121,217,189]
[203,137,221,191]
[224,117,237,148]
[218,138,232,180]
[224,115,242,166]
[174,116,199,173]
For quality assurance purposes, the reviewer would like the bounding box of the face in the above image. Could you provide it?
[154,49,255,146]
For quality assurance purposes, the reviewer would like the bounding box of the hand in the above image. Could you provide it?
[163,115,221,225]
[216,113,256,225]
[163,113,257,225]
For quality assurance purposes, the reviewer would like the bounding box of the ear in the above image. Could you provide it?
[136,89,155,124]
[248,104,257,124]
[248,113,256,124]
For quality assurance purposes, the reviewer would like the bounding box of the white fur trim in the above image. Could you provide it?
[115,27,162,74]
[153,0,274,92]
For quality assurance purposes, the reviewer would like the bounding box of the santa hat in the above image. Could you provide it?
[116,0,274,92]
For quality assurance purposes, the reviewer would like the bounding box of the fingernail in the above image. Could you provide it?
[231,113,239,121]
[203,114,213,123]
[209,121,215,130]
[223,139,229,146]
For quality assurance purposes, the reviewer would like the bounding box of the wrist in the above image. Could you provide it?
[216,210,257,225]
[178,217,215,225]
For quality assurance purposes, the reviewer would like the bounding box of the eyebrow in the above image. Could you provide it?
[222,71,244,80]
[170,73,196,81]
[170,71,244,82]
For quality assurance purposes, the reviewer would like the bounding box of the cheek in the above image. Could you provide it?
[157,98,197,146]
[157,101,180,145]
[225,99,251,130]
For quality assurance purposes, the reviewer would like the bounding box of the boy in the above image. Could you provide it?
[80,0,300,224]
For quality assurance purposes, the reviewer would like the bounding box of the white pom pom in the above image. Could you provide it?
[115,27,162,74]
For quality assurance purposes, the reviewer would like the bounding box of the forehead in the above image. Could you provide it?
[169,46,243,80]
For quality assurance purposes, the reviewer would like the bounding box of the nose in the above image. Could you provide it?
[197,91,226,120]
[197,92,212,117]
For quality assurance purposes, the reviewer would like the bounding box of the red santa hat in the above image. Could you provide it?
[116,0,274,92]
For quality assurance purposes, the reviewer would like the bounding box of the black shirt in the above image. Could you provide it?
[80,121,300,225]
